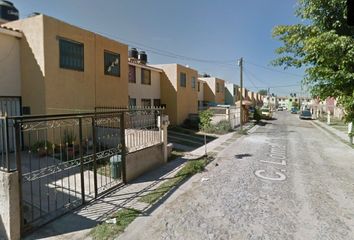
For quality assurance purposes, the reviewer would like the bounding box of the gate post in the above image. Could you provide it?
[120,112,127,184]
[0,121,21,240]
[78,118,85,203]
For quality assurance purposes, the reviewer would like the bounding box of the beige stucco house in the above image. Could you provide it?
[198,77,225,106]
[128,59,162,107]
[224,82,240,106]
[152,64,198,125]
[0,25,22,115]
[4,14,129,115]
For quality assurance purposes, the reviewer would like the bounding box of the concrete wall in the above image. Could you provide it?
[0,28,21,97]
[128,63,161,106]
[5,14,129,114]
[125,143,164,182]
[0,171,20,240]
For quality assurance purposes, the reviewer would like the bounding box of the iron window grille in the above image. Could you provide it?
[104,51,120,77]
[129,97,137,106]
[191,76,196,89]
[129,65,136,83]
[141,68,151,85]
[141,99,152,107]
[59,38,84,71]
[153,99,161,107]
[180,72,186,87]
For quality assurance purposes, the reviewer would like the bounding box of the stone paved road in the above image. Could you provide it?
[119,111,354,240]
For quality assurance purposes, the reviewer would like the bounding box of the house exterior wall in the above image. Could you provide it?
[224,83,238,106]
[197,79,204,101]
[152,64,198,125]
[0,28,21,97]
[128,63,161,106]
[5,15,129,115]
[176,64,198,125]
[199,77,225,105]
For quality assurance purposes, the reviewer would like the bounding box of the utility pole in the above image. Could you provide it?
[238,57,243,131]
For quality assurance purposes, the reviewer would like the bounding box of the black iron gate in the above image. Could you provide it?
[0,107,163,235]
[11,111,127,233]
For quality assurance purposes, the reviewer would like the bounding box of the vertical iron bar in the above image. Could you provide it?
[120,112,127,183]
[91,117,98,198]
[14,121,24,234]
[79,118,85,203]
[4,116,10,172]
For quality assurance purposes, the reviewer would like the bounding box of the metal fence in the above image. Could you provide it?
[0,107,163,233]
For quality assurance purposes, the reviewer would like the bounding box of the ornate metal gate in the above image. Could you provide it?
[12,112,126,233]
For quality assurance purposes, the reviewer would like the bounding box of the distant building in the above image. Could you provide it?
[152,63,198,125]
[198,77,225,106]
[263,95,277,110]
[224,83,239,106]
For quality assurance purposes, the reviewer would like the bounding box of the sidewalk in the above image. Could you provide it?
[25,123,254,240]
[312,120,352,145]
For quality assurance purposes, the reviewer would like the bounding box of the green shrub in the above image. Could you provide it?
[199,110,213,131]
[202,120,232,135]
[253,108,262,123]
[31,141,54,156]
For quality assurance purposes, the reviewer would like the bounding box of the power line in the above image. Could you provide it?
[96,31,306,80]
[245,60,304,78]
[97,31,237,66]
[243,68,268,87]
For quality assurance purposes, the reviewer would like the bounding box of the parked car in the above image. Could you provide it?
[291,107,298,114]
[261,108,272,119]
[299,110,312,120]
[277,107,283,111]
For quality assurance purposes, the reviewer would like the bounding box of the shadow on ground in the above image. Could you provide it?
[234,153,252,159]
[24,156,192,240]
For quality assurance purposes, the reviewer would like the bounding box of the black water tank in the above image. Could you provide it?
[128,48,138,59]
[0,1,19,23]
[138,51,147,64]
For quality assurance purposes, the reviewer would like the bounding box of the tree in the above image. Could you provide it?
[272,0,354,122]
[258,89,268,96]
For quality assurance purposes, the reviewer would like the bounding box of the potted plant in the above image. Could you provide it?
[31,140,54,158]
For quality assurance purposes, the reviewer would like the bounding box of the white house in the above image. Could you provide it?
[128,59,162,107]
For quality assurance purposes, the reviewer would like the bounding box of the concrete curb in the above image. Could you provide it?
[311,120,353,148]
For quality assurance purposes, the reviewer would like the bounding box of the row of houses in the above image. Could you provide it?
[0,13,263,126]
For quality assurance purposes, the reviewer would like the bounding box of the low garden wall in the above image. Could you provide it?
[125,143,164,182]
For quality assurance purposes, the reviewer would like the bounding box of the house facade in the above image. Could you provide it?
[128,59,162,107]
[224,83,239,106]
[152,64,198,125]
[4,14,129,115]
[0,26,22,116]
[198,77,225,106]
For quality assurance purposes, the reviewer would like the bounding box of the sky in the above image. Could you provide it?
[11,0,309,97]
